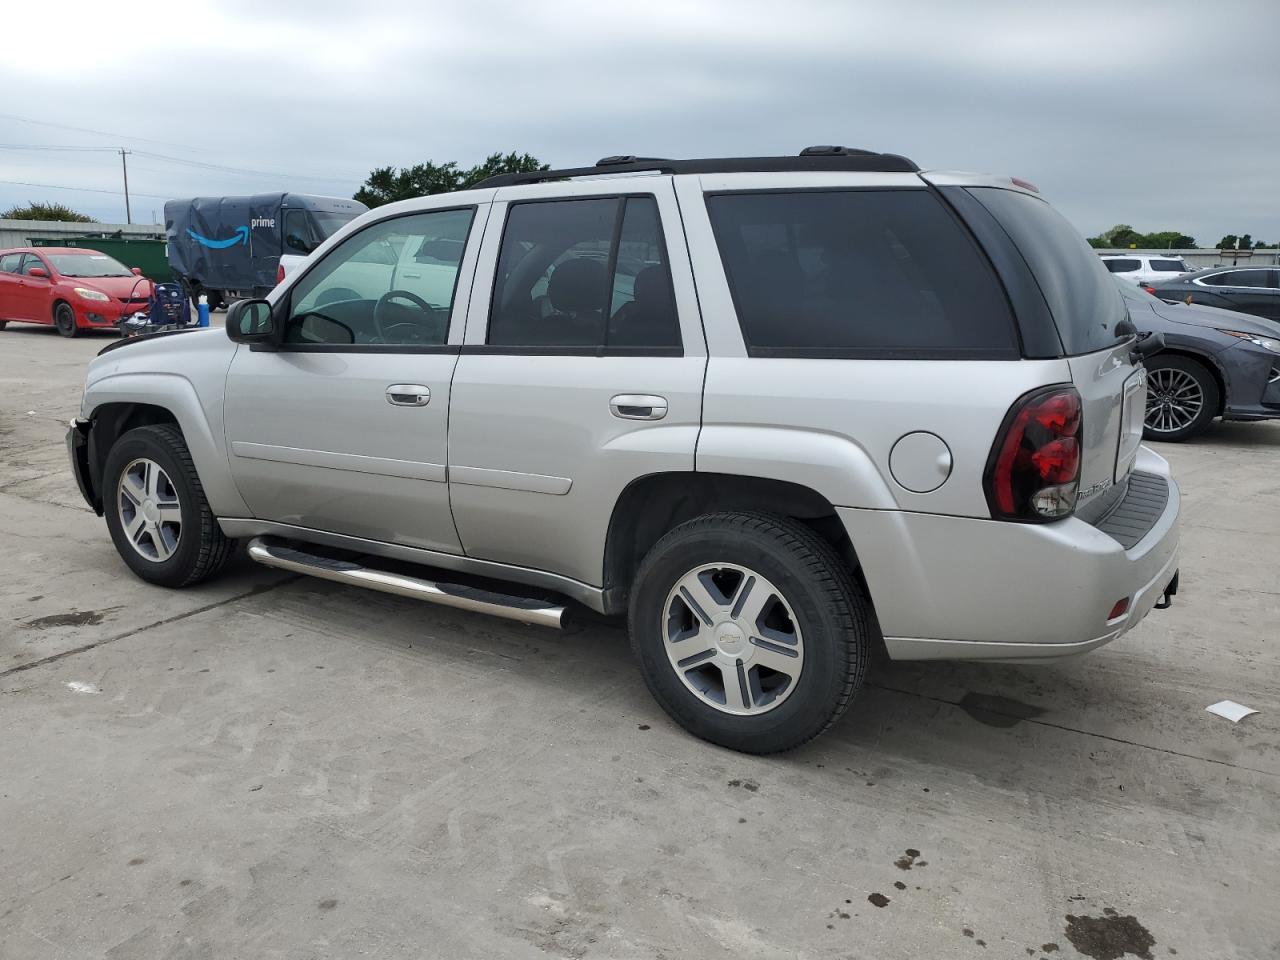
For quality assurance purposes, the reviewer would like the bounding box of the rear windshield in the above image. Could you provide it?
[969,188,1128,355]
[1150,259,1188,272]
[1103,258,1140,272]
[705,189,1018,357]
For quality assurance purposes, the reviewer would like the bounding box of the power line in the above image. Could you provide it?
[0,178,170,201]
[0,112,194,150]
[0,142,361,183]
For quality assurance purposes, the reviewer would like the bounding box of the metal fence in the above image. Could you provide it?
[1094,248,1280,269]
[0,218,164,250]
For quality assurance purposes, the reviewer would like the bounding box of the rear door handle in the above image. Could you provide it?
[610,394,667,420]
[386,384,431,406]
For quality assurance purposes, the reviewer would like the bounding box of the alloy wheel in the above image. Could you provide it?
[117,458,182,562]
[1145,367,1204,434]
[662,563,804,716]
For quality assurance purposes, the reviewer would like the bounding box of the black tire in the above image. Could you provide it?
[629,511,870,754]
[54,301,79,338]
[0,320,7,330]
[102,424,236,587]
[1143,355,1219,442]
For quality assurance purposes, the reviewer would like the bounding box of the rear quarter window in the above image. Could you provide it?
[969,188,1128,356]
[705,189,1018,357]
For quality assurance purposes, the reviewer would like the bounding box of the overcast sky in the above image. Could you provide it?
[2,0,1276,245]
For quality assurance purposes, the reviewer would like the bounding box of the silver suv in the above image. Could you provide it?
[67,148,1181,753]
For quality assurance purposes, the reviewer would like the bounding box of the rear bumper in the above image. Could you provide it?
[841,445,1180,662]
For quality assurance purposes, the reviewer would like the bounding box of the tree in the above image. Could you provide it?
[1087,224,1196,249]
[1,201,95,222]
[354,152,548,207]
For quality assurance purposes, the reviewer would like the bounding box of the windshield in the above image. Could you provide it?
[311,211,360,240]
[45,252,132,278]
[969,188,1129,355]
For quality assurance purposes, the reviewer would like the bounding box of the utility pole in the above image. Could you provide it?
[119,148,132,224]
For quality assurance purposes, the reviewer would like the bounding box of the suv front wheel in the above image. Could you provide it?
[629,512,870,754]
[102,424,236,587]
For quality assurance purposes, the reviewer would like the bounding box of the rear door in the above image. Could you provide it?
[447,179,705,587]
[1215,268,1280,320]
[965,187,1143,501]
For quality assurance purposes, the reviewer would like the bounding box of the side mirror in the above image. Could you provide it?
[27,267,47,278]
[226,299,277,344]
[131,267,143,276]
[286,233,310,253]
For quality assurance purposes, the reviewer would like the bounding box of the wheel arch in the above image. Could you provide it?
[1149,347,1228,416]
[83,373,249,518]
[601,472,866,615]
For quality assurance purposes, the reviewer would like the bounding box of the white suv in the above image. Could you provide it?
[69,148,1181,753]
[1101,254,1191,284]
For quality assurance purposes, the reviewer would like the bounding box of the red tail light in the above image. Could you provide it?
[984,385,1082,522]
[276,263,286,285]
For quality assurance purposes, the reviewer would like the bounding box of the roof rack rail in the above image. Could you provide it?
[473,148,918,188]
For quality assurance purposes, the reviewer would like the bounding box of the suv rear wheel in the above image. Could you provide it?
[629,512,870,754]
[102,424,236,587]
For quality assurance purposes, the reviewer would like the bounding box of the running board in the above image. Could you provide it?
[246,537,566,629]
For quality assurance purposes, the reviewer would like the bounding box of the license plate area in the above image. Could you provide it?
[1115,369,1146,481]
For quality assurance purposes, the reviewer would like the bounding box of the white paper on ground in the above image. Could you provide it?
[1205,700,1258,723]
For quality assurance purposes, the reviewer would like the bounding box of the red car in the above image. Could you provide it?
[0,247,154,337]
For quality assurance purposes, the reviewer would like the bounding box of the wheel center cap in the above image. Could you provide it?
[714,621,746,656]
[142,499,159,523]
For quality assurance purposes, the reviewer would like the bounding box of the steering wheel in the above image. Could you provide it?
[373,289,440,344]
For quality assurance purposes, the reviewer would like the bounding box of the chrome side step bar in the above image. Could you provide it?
[247,537,566,629]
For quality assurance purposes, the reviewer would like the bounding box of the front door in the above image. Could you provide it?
[16,254,54,322]
[224,201,487,553]
[448,180,706,587]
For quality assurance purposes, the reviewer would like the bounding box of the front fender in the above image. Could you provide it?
[83,372,249,518]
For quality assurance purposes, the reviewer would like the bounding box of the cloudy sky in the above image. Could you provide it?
[2,0,1276,245]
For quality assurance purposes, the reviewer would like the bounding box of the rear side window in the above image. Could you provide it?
[705,190,1017,357]
[969,188,1128,355]
[0,253,21,273]
[1103,258,1140,272]
[488,196,680,351]
[1206,269,1270,288]
[1149,259,1187,272]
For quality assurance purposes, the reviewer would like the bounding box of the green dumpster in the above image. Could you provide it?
[29,235,172,284]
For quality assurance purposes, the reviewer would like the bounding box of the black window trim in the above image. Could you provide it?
[269,204,479,353]
[481,192,685,357]
[704,185,1026,362]
[956,186,1130,359]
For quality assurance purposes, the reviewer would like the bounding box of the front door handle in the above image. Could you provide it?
[610,394,667,421]
[386,384,431,406]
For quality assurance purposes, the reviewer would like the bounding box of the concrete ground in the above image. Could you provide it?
[1,321,1276,960]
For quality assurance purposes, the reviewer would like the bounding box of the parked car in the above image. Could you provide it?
[1145,265,1280,321]
[1100,254,1191,284]
[0,247,153,336]
[67,149,1180,753]
[165,193,367,310]
[1116,280,1280,440]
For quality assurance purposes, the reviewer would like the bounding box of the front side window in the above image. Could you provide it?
[1149,259,1188,272]
[488,196,680,350]
[1104,258,1141,273]
[706,189,1017,356]
[284,207,474,347]
[20,255,50,276]
[283,210,316,254]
